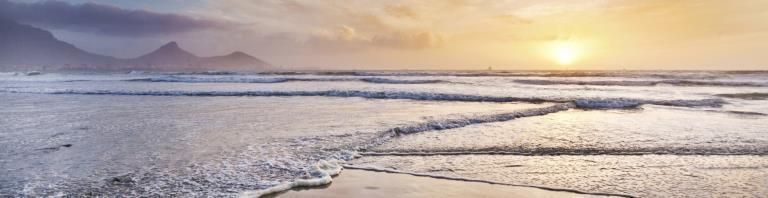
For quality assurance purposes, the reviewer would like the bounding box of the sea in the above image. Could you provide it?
[1,70,767,197]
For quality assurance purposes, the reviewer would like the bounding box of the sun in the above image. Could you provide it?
[550,41,582,65]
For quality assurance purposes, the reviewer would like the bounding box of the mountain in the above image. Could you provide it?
[132,41,198,67]
[201,51,270,69]
[0,17,118,70]
[128,42,271,71]
[0,17,270,71]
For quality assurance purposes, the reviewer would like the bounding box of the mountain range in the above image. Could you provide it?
[0,17,270,72]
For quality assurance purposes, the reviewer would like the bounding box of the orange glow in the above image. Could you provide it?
[545,40,585,66]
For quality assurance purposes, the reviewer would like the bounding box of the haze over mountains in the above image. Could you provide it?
[0,17,270,72]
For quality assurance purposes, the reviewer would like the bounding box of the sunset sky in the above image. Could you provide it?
[2,0,768,70]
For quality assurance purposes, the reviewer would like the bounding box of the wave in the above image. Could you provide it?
[359,78,445,84]
[169,71,242,75]
[573,99,642,109]
[255,71,581,77]
[388,104,573,135]
[573,98,727,109]
[344,104,586,152]
[127,76,444,84]
[361,146,768,156]
[666,107,768,116]
[257,70,768,79]
[708,110,767,116]
[243,104,577,197]
[0,71,44,76]
[716,93,768,100]
[343,165,637,198]
[365,104,768,156]
[127,76,350,83]
[514,79,766,87]
[244,104,613,197]
[11,89,726,108]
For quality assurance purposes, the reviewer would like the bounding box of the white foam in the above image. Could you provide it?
[132,76,294,83]
[4,89,727,108]
[12,71,43,76]
[239,160,343,198]
[360,77,444,84]
[131,76,443,84]
[389,103,574,135]
[514,79,766,87]
[573,99,641,109]
[82,90,727,107]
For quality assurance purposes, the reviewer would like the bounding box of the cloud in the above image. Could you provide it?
[0,0,228,37]
[305,25,442,51]
[372,31,442,49]
[384,4,419,19]
[6,0,764,69]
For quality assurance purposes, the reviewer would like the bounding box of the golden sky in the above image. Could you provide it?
[20,0,768,70]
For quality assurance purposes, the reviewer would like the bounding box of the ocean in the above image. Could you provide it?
[1,70,767,197]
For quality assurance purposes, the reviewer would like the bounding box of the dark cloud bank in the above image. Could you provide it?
[0,0,226,37]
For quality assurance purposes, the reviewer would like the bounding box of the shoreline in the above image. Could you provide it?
[343,165,636,198]
[251,162,635,198]
[264,168,617,198]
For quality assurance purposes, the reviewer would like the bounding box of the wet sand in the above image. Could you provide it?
[268,169,604,198]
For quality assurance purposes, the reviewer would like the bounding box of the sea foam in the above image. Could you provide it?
[514,79,766,87]
[389,103,574,135]
[240,160,344,198]
[128,76,443,84]
[18,89,726,108]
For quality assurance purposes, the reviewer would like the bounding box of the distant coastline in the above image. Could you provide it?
[0,17,270,72]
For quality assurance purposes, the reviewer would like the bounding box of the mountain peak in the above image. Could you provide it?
[147,41,193,56]
[227,51,252,58]
[2,19,270,71]
[201,50,269,69]
[159,41,181,50]
[133,41,198,65]
[0,17,115,68]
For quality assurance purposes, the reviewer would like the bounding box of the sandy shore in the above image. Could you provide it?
[266,169,602,198]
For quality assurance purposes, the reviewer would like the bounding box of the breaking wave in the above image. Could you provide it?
[361,146,768,156]
[5,71,765,197]
[257,70,768,79]
[127,76,444,84]
[572,98,726,109]
[514,79,766,87]
[128,76,350,83]
[9,89,727,108]
[359,78,445,84]
[715,93,768,100]
[240,104,578,197]
[388,104,574,135]
[168,71,242,75]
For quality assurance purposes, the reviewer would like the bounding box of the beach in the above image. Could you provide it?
[267,169,611,198]
[1,70,767,197]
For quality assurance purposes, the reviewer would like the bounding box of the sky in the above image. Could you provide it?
[2,0,768,70]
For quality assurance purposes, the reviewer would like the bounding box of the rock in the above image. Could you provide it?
[109,174,136,185]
